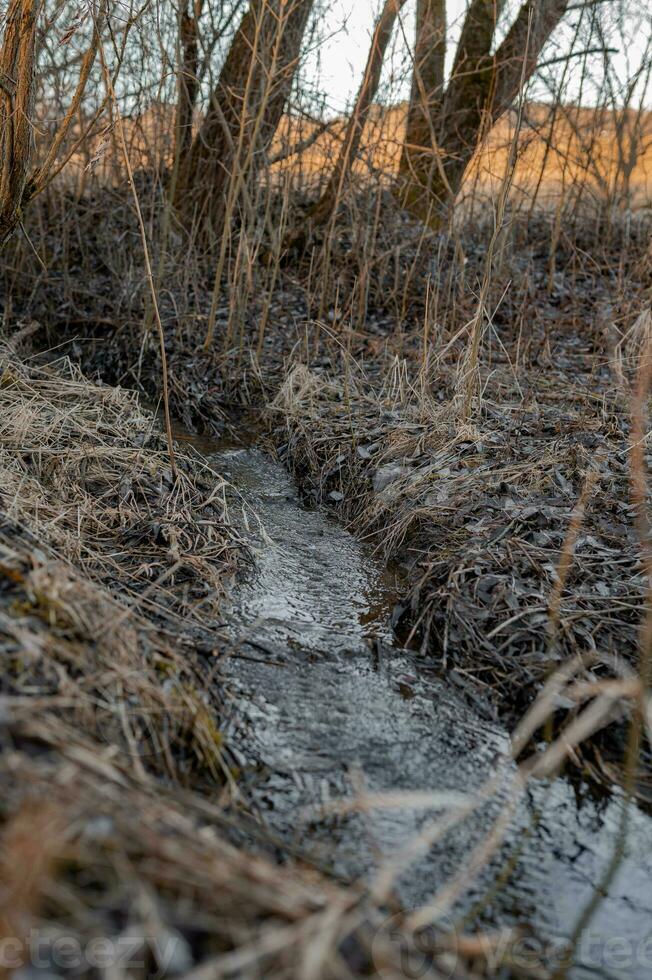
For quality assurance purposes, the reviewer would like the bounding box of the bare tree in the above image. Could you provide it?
[1,0,101,247]
[0,0,37,246]
[173,0,313,236]
[399,0,572,227]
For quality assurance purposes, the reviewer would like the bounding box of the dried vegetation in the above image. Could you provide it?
[268,212,652,790]
[1,341,523,979]
[3,0,652,970]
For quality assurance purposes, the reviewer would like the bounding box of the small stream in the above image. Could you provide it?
[180,426,652,979]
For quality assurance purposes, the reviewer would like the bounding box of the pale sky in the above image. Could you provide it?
[304,1,464,113]
[302,1,652,114]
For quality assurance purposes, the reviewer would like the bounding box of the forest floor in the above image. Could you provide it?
[34,195,650,794]
[2,192,652,974]
[0,341,465,979]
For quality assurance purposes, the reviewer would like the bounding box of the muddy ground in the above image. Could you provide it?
[19,198,649,792]
[2,193,652,976]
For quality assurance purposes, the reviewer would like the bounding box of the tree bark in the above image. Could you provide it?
[0,0,37,247]
[175,0,203,164]
[173,0,313,236]
[400,0,570,227]
[493,0,572,111]
[398,0,447,220]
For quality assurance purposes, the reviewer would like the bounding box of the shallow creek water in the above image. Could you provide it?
[180,426,652,979]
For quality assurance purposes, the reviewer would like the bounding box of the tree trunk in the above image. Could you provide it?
[0,0,37,247]
[173,0,313,237]
[400,0,570,227]
[175,0,203,164]
[398,0,446,220]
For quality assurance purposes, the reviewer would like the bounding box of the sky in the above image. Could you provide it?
[302,1,652,114]
[303,1,462,113]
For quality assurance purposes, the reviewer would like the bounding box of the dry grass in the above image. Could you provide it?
[4,191,650,773]
[2,3,652,968]
[57,100,652,216]
[0,344,553,980]
[0,338,248,786]
[1,188,652,980]
[0,342,239,615]
[271,103,652,208]
[2,76,652,968]
[267,235,652,795]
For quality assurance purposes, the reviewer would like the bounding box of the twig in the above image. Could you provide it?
[96,30,177,480]
[18,218,47,272]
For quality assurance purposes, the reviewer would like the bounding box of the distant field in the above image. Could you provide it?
[61,100,652,211]
[270,102,652,210]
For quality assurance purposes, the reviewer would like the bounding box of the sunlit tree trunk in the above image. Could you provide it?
[0,0,37,247]
[174,0,313,236]
[400,0,571,228]
[398,0,446,221]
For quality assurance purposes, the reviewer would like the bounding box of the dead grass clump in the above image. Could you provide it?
[271,351,645,747]
[0,348,247,794]
[0,343,243,621]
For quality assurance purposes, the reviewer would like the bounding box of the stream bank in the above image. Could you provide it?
[181,422,652,980]
[0,338,650,978]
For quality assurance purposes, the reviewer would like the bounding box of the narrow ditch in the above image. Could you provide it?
[178,422,652,979]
